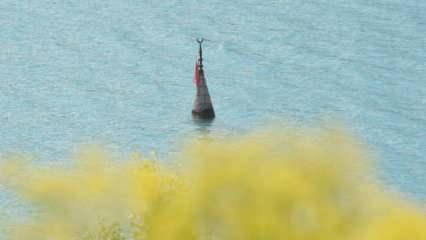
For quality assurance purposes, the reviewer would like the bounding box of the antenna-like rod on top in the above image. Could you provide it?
[196,38,204,70]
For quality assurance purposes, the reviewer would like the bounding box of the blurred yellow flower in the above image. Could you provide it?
[0,126,424,239]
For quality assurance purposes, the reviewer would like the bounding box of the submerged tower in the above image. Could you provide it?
[192,38,215,119]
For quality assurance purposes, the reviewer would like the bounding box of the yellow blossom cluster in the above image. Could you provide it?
[1,127,425,240]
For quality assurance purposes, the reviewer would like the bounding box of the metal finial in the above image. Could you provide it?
[196,38,204,44]
[196,38,204,70]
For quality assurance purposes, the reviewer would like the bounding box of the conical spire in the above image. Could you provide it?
[192,38,215,119]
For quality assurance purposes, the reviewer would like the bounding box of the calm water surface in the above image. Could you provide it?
[0,0,425,220]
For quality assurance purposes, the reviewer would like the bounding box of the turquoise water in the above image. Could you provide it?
[0,0,425,215]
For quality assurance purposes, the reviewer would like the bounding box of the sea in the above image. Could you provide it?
[0,0,425,222]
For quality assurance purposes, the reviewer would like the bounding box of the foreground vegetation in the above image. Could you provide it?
[1,127,425,239]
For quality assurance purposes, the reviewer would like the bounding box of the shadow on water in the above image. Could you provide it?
[192,117,215,136]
